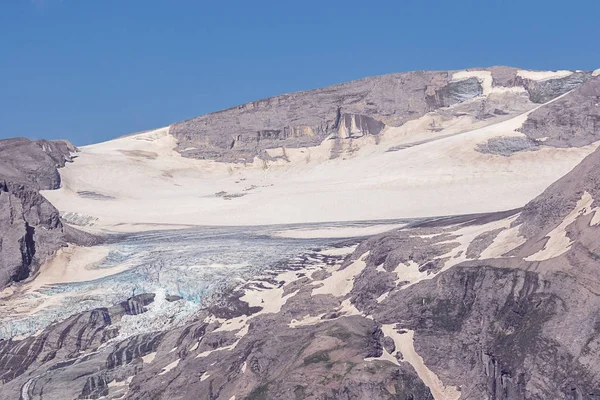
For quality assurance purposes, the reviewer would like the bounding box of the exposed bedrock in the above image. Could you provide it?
[0,294,155,384]
[520,75,600,148]
[170,70,486,162]
[521,71,592,104]
[372,265,600,399]
[171,67,594,162]
[0,138,95,290]
[0,138,76,190]
[516,144,600,241]
[344,146,600,399]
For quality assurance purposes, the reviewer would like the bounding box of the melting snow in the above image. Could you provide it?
[312,252,368,297]
[366,325,461,400]
[141,352,156,364]
[517,70,573,81]
[158,359,180,375]
[526,192,599,261]
[451,70,526,96]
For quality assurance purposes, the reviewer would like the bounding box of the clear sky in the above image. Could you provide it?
[2,0,599,145]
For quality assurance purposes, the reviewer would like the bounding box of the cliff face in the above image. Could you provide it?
[171,67,595,162]
[0,138,76,289]
[520,75,600,147]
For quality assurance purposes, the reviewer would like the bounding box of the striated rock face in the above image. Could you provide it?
[0,294,155,384]
[171,70,461,162]
[349,148,600,399]
[521,71,592,104]
[171,67,595,162]
[0,138,76,190]
[517,140,600,241]
[337,113,386,139]
[0,138,78,289]
[520,75,600,147]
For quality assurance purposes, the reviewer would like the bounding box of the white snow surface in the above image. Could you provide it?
[517,69,573,81]
[40,97,599,232]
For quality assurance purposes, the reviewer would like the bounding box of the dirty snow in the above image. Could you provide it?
[526,192,597,261]
[517,70,573,81]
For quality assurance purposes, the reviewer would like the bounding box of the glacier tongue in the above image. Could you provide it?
[0,221,388,340]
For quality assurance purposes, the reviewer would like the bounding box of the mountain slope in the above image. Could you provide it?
[3,67,600,400]
[39,69,600,230]
[5,146,600,399]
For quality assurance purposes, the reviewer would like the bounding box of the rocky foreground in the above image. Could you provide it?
[2,67,600,399]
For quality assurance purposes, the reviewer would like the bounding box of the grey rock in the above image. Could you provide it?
[0,138,99,290]
[520,75,600,148]
[171,66,592,162]
[170,70,488,162]
[0,138,76,190]
[476,136,540,156]
[516,142,600,241]
[0,182,64,287]
[521,71,592,104]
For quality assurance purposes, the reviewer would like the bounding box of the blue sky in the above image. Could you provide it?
[1,0,599,145]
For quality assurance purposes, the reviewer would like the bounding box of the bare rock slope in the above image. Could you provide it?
[171,67,594,162]
[0,138,81,289]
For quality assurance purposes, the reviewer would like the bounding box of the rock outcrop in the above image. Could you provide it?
[0,138,77,289]
[171,67,594,162]
[520,75,600,147]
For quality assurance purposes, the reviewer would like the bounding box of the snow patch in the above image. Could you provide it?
[394,260,430,289]
[312,252,368,297]
[318,245,358,257]
[158,358,180,375]
[593,69,600,77]
[397,216,518,288]
[526,192,598,261]
[141,352,156,364]
[392,327,461,400]
[451,70,526,96]
[366,325,460,400]
[376,292,389,303]
[289,313,326,328]
[479,222,526,259]
[517,70,573,81]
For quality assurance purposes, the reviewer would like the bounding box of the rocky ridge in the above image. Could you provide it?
[172,67,595,162]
